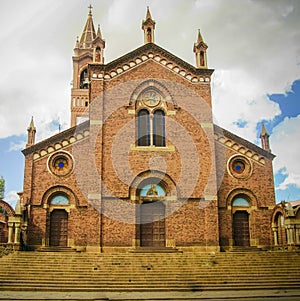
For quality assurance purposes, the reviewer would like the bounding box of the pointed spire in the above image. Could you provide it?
[79,5,96,49]
[146,6,153,20]
[197,29,204,44]
[261,122,269,136]
[97,24,102,38]
[193,29,208,69]
[142,7,156,44]
[27,117,36,147]
[260,122,271,153]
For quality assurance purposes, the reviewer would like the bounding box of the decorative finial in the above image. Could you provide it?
[88,4,93,15]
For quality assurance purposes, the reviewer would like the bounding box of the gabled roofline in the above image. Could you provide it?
[214,124,276,161]
[22,120,90,156]
[89,42,214,77]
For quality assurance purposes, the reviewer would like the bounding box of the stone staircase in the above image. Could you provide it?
[0,250,300,292]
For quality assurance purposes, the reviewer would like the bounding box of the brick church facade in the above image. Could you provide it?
[19,8,277,252]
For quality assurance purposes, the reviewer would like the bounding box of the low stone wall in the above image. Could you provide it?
[0,244,14,257]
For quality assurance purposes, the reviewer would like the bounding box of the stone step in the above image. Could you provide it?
[1,251,299,292]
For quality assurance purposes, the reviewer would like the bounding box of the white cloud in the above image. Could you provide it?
[9,140,26,152]
[271,115,300,190]
[4,190,19,210]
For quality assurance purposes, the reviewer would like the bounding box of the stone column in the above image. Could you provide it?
[295,225,300,245]
[7,222,14,244]
[14,222,21,244]
[286,225,295,245]
[272,226,278,246]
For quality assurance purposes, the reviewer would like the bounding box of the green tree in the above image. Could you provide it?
[0,176,4,199]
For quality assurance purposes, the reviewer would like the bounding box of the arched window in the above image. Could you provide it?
[153,110,165,147]
[80,68,88,89]
[138,110,150,146]
[232,196,250,207]
[200,51,205,66]
[50,194,69,205]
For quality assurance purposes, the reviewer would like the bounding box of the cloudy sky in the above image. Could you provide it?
[0,0,299,208]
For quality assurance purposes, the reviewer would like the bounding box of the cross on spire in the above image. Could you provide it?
[88,4,93,15]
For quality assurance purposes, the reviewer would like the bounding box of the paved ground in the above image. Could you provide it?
[0,289,300,301]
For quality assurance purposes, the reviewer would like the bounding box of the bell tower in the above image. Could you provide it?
[71,5,105,127]
[193,29,208,69]
[142,7,155,44]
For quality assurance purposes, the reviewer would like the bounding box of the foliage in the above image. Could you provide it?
[0,176,4,199]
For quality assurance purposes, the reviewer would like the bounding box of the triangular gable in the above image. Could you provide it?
[90,43,214,84]
[22,121,90,159]
[214,124,275,164]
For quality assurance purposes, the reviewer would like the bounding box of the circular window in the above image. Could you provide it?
[228,155,252,180]
[54,157,68,171]
[232,160,245,174]
[48,152,74,177]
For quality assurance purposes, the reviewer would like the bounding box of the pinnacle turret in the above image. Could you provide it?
[27,117,36,147]
[142,7,156,44]
[260,122,271,153]
[193,29,208,68]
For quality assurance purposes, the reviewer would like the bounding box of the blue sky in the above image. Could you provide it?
[0,0,299,208]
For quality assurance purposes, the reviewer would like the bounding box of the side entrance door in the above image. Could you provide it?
[233,211,250,246]
[140,202,165,247]
[50,209,68,247]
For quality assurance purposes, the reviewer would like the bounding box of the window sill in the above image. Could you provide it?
[130,144,175,152]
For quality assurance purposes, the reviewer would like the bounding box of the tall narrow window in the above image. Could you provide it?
[138,110,150,146]
[153,110,165,147]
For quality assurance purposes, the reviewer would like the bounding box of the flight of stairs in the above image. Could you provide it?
[0,250,299,292]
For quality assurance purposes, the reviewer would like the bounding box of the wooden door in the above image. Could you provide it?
[140,202,165,247]
[233,211,250,246]
[50,209,68,247]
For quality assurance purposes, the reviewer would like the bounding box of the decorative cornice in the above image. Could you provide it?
[89,43,214,84]
[214,124,276,164]
[22,121,90,158]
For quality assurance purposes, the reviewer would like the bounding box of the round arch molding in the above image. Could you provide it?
[128,79,176,108]
[226,188,258,209]
[42,186,78,208]
[129,170,177,199]
[0,200,15,216]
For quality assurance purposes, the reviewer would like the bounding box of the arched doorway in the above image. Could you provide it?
[275,213,287,246]
[232,196,250,247]
[49,209,68,247]
[140,201,166,247]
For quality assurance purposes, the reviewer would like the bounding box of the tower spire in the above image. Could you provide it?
[79,5,97,49]
[193,29,208,69]
[71,6,105,126]
[27,116,36,147]
[142,6,156,44]
[260,122,271,153]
